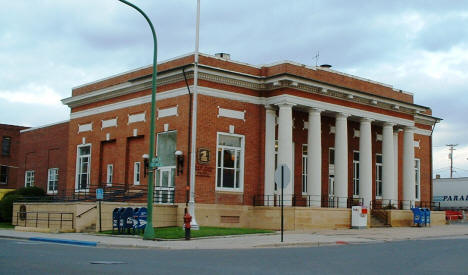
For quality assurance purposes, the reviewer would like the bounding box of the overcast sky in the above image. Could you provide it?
[1,0,467,177]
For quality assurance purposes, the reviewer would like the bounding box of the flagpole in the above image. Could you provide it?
[188,0,200,229]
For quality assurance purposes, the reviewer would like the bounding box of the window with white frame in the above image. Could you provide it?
[353,151,360,196]
[155,131,177,204]
[25,170,35,187]
[106,164,113,186]
[76,145,91,191]
[415,158,420,201]
[0,166,8,184]
[376,154,383,197]
[329,147,335,197]
[134,162,141,185]
[47,168,58,194]
[216,133,244,191]
[302,145,307,194]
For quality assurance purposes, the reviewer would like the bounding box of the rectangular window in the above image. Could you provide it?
[25,170,35,187]
[302,145,307,194]
[216,133,244,191]
[2,137,11,156]
[376,154,383,197]
[76,145,91,191]
[134,162,141,185]
[0,166,8,184]
[47,168,59,194]
[106,164,113,186]
[415,159,420,201]
[353,151,360,196]
[329,148,335,165]
[155,131,177,204]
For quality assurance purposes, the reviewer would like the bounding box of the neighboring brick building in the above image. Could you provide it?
[16,121,69,194]
[59,52,439,212]
[0,124,28,198]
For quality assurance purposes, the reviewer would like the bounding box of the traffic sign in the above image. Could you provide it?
[274,164,291,188]
[96,188,104,200]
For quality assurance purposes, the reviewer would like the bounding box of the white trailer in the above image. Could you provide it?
[433,177,468,210]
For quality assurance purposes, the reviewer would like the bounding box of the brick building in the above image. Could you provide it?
[0,124,28,198]
[59,52,439,213]
[16,121,69,195]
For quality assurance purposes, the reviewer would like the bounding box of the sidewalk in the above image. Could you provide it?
[1,224,467,250]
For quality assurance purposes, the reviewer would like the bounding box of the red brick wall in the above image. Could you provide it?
[17,122,68,193]
[0,124,28,189]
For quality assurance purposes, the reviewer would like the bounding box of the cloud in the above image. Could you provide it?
[0,84,62,106]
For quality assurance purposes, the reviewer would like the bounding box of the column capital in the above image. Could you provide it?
[308,107,324,113]
[404,126,416,132]
[264,104,276,111]
[336,112,350,119]
[360,117,374,123]
[383,122,396,127]
[276,101,296,109]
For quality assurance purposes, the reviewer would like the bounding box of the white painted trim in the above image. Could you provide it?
[353,130,360,138]
[70,88,187,119]
[20,120,69,133]
[134,162,141,185]
[266,94,415,127]
[101,117,117,129]
[414,140,420,148]
[158,106,178,119]
[75,144,91,192]
[128,112,146,124]
[68,85,416,127]
[376,134,383,141]
[414,128,432,136]
[217,107,246,121]
[78,123,92,133]
[215,132,245,193]
[47,168,59,195]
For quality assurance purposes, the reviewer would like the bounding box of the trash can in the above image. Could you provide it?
[419,208,426,226]
[117,207,126,233]
[132,207,140,234]
[423,208,431,226]
[112,208,120,233]
[136,207,147,234]
[411,208,421,226]
[119,207,133,234]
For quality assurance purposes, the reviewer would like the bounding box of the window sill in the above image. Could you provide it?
[215,189,243,194]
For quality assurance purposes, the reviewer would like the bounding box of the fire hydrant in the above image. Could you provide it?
[184,211,192,240]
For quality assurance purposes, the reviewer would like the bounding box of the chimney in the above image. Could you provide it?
[215,53,231,60]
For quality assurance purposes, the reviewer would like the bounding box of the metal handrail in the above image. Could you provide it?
[14,211,74,229]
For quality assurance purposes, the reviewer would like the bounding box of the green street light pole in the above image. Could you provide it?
[117,0,158,240]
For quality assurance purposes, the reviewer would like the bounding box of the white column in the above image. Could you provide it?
[402,126,415,209]
[264,106,276,206]
[277,103,295,206]
[382,122,395,203]
[359,118,373,207]
[334,113,349,208]
[307,108,322,207]
[393,131,399,203]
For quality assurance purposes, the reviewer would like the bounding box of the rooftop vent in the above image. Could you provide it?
[215,53,231,60]
[320,64,332,68]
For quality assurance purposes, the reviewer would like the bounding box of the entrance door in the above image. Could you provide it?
[155,167,175,204]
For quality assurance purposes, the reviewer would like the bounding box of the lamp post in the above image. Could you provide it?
[117,0,158,240]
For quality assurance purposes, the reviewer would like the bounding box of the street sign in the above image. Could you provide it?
[274,164,291,188]
[96,188,104,200]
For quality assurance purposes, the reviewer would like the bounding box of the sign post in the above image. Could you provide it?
[96,188,104,232]
[275,164,290,243]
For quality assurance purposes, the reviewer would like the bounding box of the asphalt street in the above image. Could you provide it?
[1,238,467,275]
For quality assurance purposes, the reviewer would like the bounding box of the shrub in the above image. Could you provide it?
[0,187,46,222]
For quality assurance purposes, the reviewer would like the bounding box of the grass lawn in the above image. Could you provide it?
[101,226,273,239]
[0,222,14,229]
